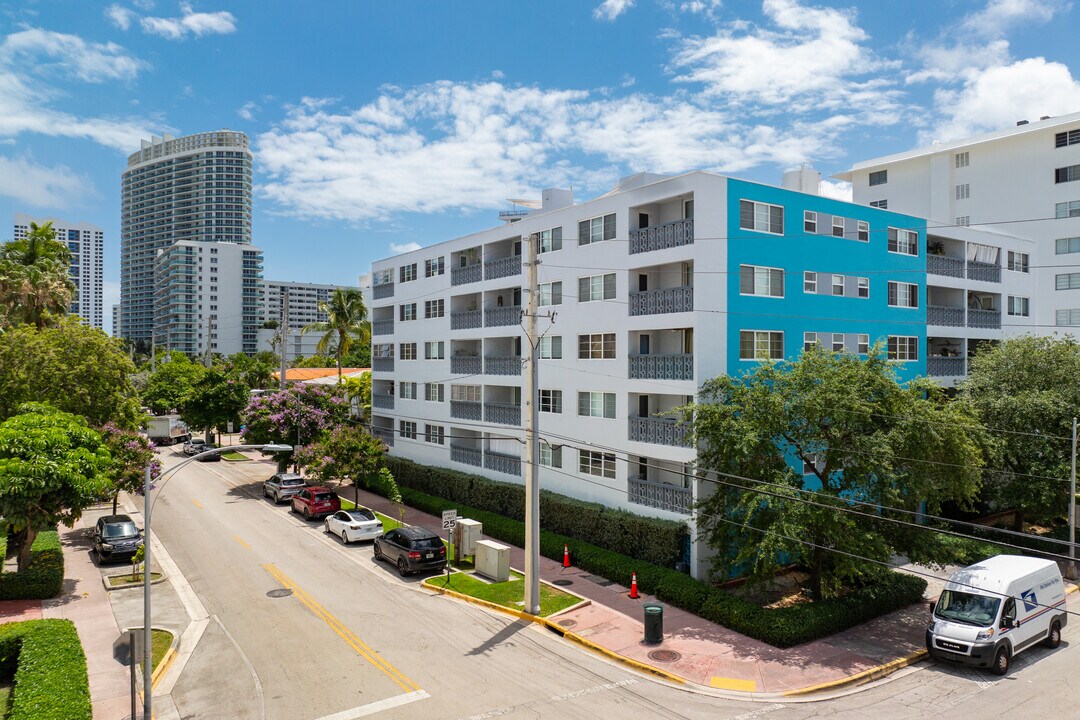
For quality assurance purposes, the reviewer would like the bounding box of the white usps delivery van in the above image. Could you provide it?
[926,555,1067,675]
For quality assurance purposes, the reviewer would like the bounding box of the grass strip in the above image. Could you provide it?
[426,570,580,617]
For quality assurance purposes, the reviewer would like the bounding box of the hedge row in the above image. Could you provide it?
[0,531,64,601]
[383,456,687,567]
[0,619,91,720]
[383,483,927,647]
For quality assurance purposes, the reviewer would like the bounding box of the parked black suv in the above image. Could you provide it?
[373,527,447,576]
[91,515,144,563]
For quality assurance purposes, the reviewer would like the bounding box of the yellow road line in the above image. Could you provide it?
[232,535,252,550]
[191,499,204,509]
[262,563,420,693]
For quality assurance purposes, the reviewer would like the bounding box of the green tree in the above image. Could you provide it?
[690,345,986,600]
[141,352,205,415]
[180,367,250,443]
[0,221,75,329]
[301,289,369,384]
[240,384,351,469]
[343,372,371,422]
[100,423,162,514]
[0,319,141,428]
[224,352,277,390]
[0,404,112,570]
[294,425,395,507]
[959,335,1080,524]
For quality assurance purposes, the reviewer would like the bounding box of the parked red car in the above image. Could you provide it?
[290,486,341,520]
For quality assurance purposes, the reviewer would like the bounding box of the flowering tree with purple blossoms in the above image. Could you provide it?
[100,423,162,514]
[293,425,399,507]
[240,384,351,469]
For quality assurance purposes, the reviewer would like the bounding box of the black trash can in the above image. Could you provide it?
[643,603,664,644]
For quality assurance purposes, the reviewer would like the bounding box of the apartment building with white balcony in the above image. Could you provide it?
[14,213,104,329]
[259,280,365,358]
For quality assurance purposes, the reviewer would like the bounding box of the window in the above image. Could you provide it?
[828,274,844,296]
[869,170,887,186]
[373,268,393,286]
[857,334,870,354]
[955,184,970,200]
[955,151,970,168]
[400,421,417,440]
[540,335,562,359]
[399,263,417,283]
[399,382,417,399]
[739,265,784,297]
[424,383,445,402]
[539,389,562,414]
[579,449,616,479]
[803,332,819,351]
[425,257,445,277]
[831,333,845,352]
[832,216,846,237]
[1056,165,1080,184]
[956,216,970,227]
[1057,309,1080,326]
[888,227,918,255]
[1057,273,1080,290]
[539,227,563,253]
[400,343,417,360]
[540,444,562,468]
[802,453,821,475]
[887,336,919,361]
[578,273,615,302]
[450,384,481,402]
[803,271,817,293]
[374,343,394,358]
[539,281,562,306]
[424,341,445,359]
[739,330,783,360]
[1007,251,1029,272]
[1056,200,1080,218]
[1007,296,1030,317]
[424,299,445,318]
[578,333,616,359]
[578,214,616,245]
[578,392,616,419]
[683,199,694,219]
[399,303,417,321]
[739,200,784,234]
[1056,129,1080,148]
[888,281,919,308]
[804,211,817,233]
[424,424,445,445]
[869,200,888,209]
[857,277,870,298]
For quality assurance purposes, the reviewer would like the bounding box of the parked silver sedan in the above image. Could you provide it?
[324,509,384,544]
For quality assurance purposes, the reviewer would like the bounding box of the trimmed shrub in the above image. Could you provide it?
[0,531,64,600]
[383,456,687,567]
[0,619,91,720]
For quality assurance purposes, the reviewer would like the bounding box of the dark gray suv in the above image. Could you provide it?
[374,527,447,576]
[263,473,306,504]
[91,515,144,563]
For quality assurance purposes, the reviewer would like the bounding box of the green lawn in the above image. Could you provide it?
[220,451,250,462]
[0,682,11,718]
[136,629,173,677]
[426,570,580,617]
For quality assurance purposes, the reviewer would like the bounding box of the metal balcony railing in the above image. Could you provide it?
[484,402,521,426]
[451,263,482,286]
[372,394,394,410]
[628,417,691,447]
[628,475,692,514]
[372,427,394,447]
[450,310,482,330]
[484,355,522,376]
[926,305,965,327]
[484,450,521,476]
[628,354,693,381]
[372,319,394,336]
[373,282,394,299]
[628,286,693,316]
[450,400,482,421]
[484,255,522,281]
[927,255,964,279]
[450,356,482,374]
[927,356,966,377]
[967,261,1001,283]
[968,308,1001,329]
[451,445,482,468]
[485,305,522,327]
[629,219,694,255]
[372,357,394,372]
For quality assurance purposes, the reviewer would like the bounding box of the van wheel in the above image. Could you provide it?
[1044,620,1062,649]
[992,646,1010,676]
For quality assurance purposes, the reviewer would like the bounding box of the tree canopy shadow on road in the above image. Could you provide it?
[465,619,531,657]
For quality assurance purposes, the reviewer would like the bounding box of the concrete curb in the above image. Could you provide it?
[152,646,177,689]
[783,650,928,696]
[101,571,168,591]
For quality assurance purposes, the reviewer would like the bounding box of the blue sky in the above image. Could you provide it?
[3,0,1080,333]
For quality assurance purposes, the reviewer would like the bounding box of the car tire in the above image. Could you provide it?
[373,544,382,562]
[992,645,1010,676]
[1044,620,1062,649]
[323,521,330,534]
[304,507,311,521]
[397,558,409,577]
[341,531,349,544]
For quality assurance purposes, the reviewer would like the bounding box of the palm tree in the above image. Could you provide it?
[0,222,74,329]
[301,288,369,384]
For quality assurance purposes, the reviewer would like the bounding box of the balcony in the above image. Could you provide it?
[484,450,521,476]
[927,356,966,377]
[372,357,394,372]
[451,263,482,286]
[451,445,482,468]
[629,286,693,316]
[450,400,482,421]
[451,356,482,374]
[628,417,691,447]
[372,319,394,336]
[484,255,522,281]
[628,475,691,514]
[372,394,394,410]
[451,310,482,330]
[628,354,693,381]
[484,402,521,426]
[629,219,694,255]
[927,305,965,327]
[967,261,1001,283]
[927,255,964,279]
[372,427,395,447]
[485,355,521,376]
[485,305,521,327]
[373,282,394,300]
[968,308,1001,329]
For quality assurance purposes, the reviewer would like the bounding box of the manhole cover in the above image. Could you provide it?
[266,588,293,599]
[552,579,573,586]
[556,619,577,628]
[647,649,681,663]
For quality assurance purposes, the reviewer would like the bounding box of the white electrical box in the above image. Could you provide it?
[457,519,482,556]
[475,539,510,582]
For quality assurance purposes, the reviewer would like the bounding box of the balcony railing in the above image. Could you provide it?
[628,354,693,381]
[451,355,482,374]
[484,255,522,281]
[927,356,966,377]
[451,263,482,286]
[372,319,394,336]
[927,305,965,327]
[372,357,394,372]
[967,261,1001,283]
[373,282,394,299]
[629,286,693,316]
[484,402,521,426]
[451,310,482,330]
[451,445,482,468]
[927,255,964,279]
[629,219,694,255]
[968,308,1001,329]
[372,394,394,410]
[485,355,522,376]
[450,400,482,421]
[484,450,521,476]
[628,417,691,447]
[485,305,521,327]
[372,427,395,447]
[628,475,691,514]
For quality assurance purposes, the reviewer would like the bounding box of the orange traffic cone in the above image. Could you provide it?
[629,571,640,599]
[562,544,571,568]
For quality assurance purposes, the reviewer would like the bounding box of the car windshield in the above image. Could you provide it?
[353,509,376,521]
[412,537,442,550]
[314,493,335,502]
[936,590,1000,626]
[103,522,138,539]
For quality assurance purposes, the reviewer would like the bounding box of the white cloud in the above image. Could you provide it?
[2,28,146,83]
[594,0,634,21]
[140,2,237,40]
[961,0,1064,35]
[817,178,852,201]
[106,5,135,31]
[389,242,422,254]
[679,0,723,16]
[238,101,259,120]
[0,155,89,207]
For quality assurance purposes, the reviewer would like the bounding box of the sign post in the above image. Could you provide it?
[442,510,457,584]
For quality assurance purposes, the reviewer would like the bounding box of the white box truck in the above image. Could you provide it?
[147,415,190,445]
[927,555,1067,675]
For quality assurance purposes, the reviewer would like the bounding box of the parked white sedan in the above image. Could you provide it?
[324,509,384,544]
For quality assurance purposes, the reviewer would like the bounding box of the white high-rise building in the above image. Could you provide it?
[13,213,104,329]
[260,280,364,359]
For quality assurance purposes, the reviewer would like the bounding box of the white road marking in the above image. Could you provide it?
[460,679,639,719]
[314,690,431,720]
[213,614,266,720]
[730,704,785,720]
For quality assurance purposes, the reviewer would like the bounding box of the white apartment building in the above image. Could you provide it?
[260,280,364,358]
[13,213,104,329]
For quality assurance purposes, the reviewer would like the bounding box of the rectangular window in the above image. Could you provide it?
[578,214,616,245]
[858,334,870,354]
[424,424,445,445]
[450,384,481,402]
[400,421,416,440]
[831,333,845,352]
[739,330,783,360]
[540,444,562,468]
[739,265,784,297]
[955,151,970,168]
[539,227,563,253]
[857,277,870,298]
[540,335,562,359]
[1057,309,1080,325]
[888,227,918,255]
[888,281,919,308]
[832,274,845,296]
[539,389,562,414]
[374,343,394,358]
[539,281,562,306]
[1056,200,1080,218]
[1007,296,1030,317]
[804,211,817,233]
[578,274,616,302]
[803,271,817,293]
[1056,165,1080,184]
[399,382,417,399]
[869,199,888,209]
[1056,129,1080,148]
[955,184,970,200]
[400,343,417,360]
[578,333,616,359]
[424,341,445,359]
[425,256,445,277]
[857,220,870,241]
[956,216,971,227]
[424,299,445,318]
[424,383,444,402]
[579,449,616,479]
[887,336,919,361]
[1007,251,1029,272]
[832,216,845,238]
[802,453,820,475]
[399,303,417,321]
[803,332,819,351]
[1057,237,1080,254]
[739,200,784,234]
[578,392,616,419]
[1056,273,1080,290]
[399,263,417,283]
[869,170,888,186]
